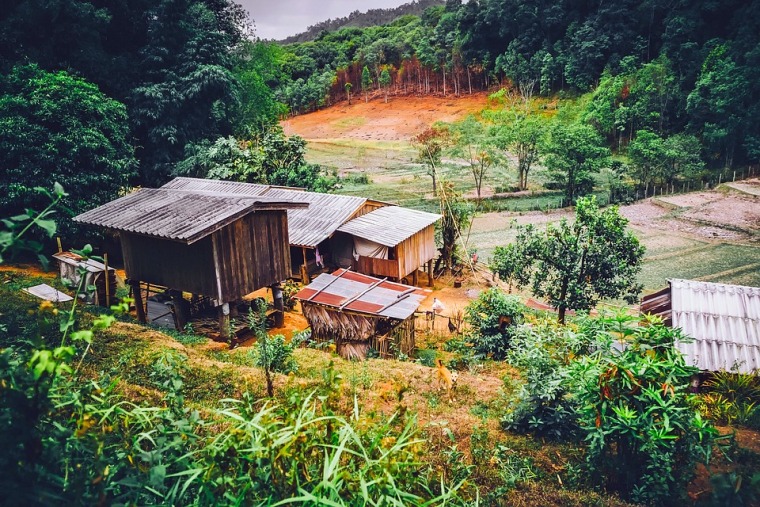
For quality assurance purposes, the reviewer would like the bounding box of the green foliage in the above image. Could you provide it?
[543,122,609,204]
[361,65,372,101]
[492,114,545,191]
[501,318,591,439]
[491,196,644,324]
[697,371,760,427]
[233,40,289,134]
[436,181,474,273]
[0,64,135,239]
[449,115,504,201]
[413,125,451,195]
[570,314,723,505]
[251,334,301,375]
[177,125,336,191]
[464,288,524,360]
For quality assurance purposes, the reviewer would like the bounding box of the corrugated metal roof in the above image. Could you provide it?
[336,206,441,247]
[162,177,270,196]
[160,178,367,248]
[263,188,367,248]
[668,279,760,373]
[73,188,304,244]
[295,269,430,320]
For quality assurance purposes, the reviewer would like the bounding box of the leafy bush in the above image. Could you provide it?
[501,318,589,440]
[697,370,760,427]
[464,288,525,360]
[250,333,303,374]
[570,314,723,505]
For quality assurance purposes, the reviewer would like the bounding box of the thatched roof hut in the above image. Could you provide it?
[295,269,430,360]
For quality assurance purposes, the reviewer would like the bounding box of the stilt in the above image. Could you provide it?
[427,259,434,287]
[130,279,146,323]
[218,302,230,340]
[271,282,284,327]
[412,269,418,286]
[301,247,309,284]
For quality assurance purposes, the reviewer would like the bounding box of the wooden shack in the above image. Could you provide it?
[161,177,387,282]
[53,251,117,307]
[336,206,441,285]
[74,187,305,337]
[295,269,430,360]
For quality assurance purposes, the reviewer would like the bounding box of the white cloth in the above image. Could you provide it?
[352,237,388,259]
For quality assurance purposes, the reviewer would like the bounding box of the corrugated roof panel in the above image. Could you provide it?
[670,279,760,373]
[262,188,367,247]
[295,269,430,320]
[162,177,270,196]
[74,188,301,244]
[161,178,368,247]
[336,206,441,247]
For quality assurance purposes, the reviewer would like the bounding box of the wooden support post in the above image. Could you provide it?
[103,253,110,307]
[412,268,418,286]
[130,279,146,323]
[427,259,434,287]
[271,282,284,328]
[301,247,309,284]
[218,302,230,340]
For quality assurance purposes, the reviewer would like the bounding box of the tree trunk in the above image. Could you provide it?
[558,276,569,324]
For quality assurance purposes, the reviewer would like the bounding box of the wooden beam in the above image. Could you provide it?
[218,302,230,340]
[271,282,284,327]
[339,277,387,310]
[130,279,146,323]
[305,268,350,302]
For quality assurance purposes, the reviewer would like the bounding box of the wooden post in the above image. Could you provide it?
[301,247,309,284]
[103,253,110,307]
[271,282,284,327]
[56,237,62,253]
[412,268,418,286]
[130,279,146,323]
[218,302,230,340]
[427,259,434,287]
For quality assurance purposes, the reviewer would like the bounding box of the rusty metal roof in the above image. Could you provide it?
[73,188,304,244]
[666,279,760,373]
[336,206,441,247]
[160,178,367,248]
[295,269,430,320]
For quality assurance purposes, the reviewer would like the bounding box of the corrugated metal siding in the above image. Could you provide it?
[295,269,430,320]
[74,188,298,244]
[337,206,441,247]
[669,279,760,373]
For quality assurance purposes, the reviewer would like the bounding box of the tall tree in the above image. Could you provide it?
[361,65,372,102]
[450,115,503,202]
[491,196,644,324]
[413,125,450,195]
[543,123,609,204]
[379,67,391,102]
[493,115,544,190]
[0,64,135,238]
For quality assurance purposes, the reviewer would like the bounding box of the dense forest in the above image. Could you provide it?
[273,0,760,174]
[2,0,758,236]
[279,0,444,44]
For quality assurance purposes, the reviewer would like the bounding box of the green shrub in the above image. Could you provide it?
[570,314,723,505]
[501,317,589,440]
[250,333,301,374]
[465,288,525,360]
[697,371,760,427]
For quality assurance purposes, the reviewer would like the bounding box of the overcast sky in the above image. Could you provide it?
[240,0,411,40]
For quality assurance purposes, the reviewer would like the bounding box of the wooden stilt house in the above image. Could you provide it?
[336,206,441,285]
[74,187,305,337]
[296,269,430,360]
